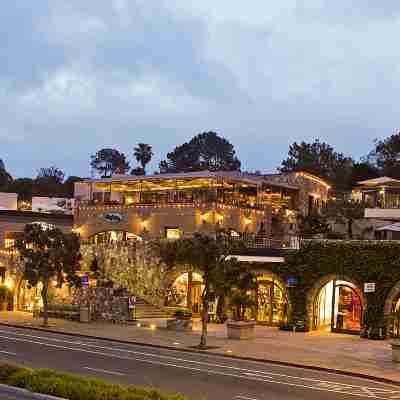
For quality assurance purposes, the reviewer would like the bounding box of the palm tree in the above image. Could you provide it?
[133,143,153,175]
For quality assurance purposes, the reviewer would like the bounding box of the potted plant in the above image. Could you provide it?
[0,285,9,311]
[166,308,193,331]
[227,271,257,340]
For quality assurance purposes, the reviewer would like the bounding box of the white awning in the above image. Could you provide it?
[376,222,400,232]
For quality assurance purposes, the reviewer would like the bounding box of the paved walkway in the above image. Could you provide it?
[1,311,399,383]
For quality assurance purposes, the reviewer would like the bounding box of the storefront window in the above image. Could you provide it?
[391,297,400,338]
[256,277,288,326]
[89,231,141,244]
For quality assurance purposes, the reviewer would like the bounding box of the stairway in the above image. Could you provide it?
[134,298,170,319]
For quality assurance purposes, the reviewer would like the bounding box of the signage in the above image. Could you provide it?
[128,296,136,309]
[285,276,298,287]
[81,274,89,286]
[364,282,376,293]
[101,213,124,224]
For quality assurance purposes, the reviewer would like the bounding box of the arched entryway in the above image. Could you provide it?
[255,273,289,326]
[166,272,204,314]
[308,275,365,334]
[384,281,400,338]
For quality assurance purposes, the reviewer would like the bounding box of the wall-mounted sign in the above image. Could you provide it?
[364,282,376,293]
[285,276,298,287]
[100,213,124,224]
[81,274,89,286]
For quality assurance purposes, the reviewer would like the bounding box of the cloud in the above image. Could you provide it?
[1,1,400,178]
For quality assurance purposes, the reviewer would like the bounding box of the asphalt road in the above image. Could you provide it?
[0,325,399,400]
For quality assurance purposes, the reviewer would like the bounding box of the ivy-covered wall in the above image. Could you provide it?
[250,240,400,334]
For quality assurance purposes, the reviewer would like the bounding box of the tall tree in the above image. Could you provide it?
[368,132,400,178]
[34,167,65,197]
[17,224,81,327]
[133,143,153,175]
[90,148,130,178]
[279,139,353,192]
[177,233,240,349]
[160,132,241,173]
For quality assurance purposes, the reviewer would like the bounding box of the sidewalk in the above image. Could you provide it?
[1,311,399,383]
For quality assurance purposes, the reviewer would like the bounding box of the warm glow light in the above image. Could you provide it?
[150,324,156,330]
[295,171,331,189]
[244,218,252,225]
[141,220,148,228]
[4,278,14,290]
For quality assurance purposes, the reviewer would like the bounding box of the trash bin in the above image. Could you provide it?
[80,306,90,323]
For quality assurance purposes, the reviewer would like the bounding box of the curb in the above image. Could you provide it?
[1,321,399,387]
[0,383,67,400]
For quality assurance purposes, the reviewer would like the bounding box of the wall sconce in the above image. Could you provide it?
[244,218,252,225]
[217,214,224,223]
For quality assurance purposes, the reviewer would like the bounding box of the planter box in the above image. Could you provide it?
[166,318,193,332]
[392,340,400,363]
[227,321,256,340]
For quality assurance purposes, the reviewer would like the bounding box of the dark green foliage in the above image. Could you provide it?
[159,131,241,173]
[0,364,187,400]
[16,224,81,326]
[91,148,130,178]
[174,309,192,319]
[279,139,353,192]
[261,241,400,333]
[133,143,153,175]
[368,132,400,178]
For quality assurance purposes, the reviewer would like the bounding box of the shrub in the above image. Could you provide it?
[0,364,187,400]
[173,309,192,319]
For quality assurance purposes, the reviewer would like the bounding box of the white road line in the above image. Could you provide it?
[1,330,399,397]
[0,328,397,393]
[0,350,17,356]
[83,367,125,376]
[0,333,397,399]
[235,396,259,400]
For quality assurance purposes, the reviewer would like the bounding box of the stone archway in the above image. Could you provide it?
[306,274,366,333]
[384,281,400,315]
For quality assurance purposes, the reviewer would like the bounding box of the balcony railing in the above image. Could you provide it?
[76,199,267,211]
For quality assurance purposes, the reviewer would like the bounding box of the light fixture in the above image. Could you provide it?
[150,324,156,330]
[244,218,252,225]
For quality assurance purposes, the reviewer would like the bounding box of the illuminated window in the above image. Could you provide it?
[165,228,182,240]
[4,238,15,249]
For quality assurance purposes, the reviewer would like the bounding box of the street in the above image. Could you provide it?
[0,325,399,400]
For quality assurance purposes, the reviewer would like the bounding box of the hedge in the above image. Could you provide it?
[249,240,400,336]
[0,364,187,400]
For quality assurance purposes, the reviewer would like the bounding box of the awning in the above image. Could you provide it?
[376,222,400,232]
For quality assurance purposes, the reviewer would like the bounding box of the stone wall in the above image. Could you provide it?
[73,287,130,321]
[80,241,168,307]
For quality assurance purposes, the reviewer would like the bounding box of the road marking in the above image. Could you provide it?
[0,330,399,399]
[0,349,17,356]
[0,328,394,391]
[83,367,125,376]
[236,396,259,400]
[0,333,396,399]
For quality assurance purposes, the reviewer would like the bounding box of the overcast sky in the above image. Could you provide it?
[1,1,400,178]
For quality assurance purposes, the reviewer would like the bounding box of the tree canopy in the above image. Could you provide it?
[90,148,130,178]
[368,132,400,179]
[159,132,241,173]
[279,139,353,192]
[133,143,153,175]
[17,224,81,326]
